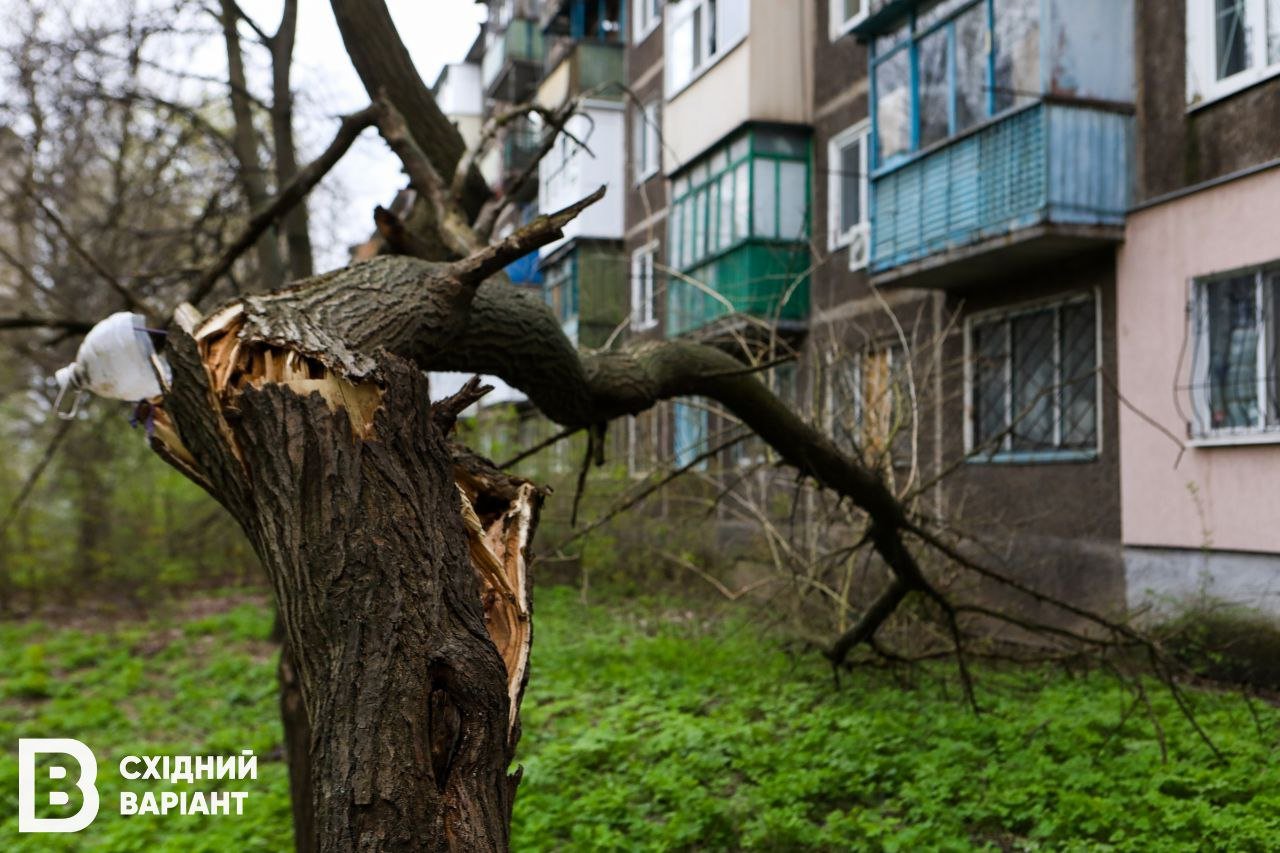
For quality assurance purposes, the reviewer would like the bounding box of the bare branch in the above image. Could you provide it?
[185,104,378,307]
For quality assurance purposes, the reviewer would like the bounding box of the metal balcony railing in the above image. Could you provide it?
[870,101,1133,275]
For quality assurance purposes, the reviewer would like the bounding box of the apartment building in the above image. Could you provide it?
[1116,0,1280,615]
[536,0,629,348]
[452,1,1279,617]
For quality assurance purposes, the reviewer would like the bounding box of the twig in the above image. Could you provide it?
[556,432,749,551]
[0,419,75,540]
[27,194,152,314]
[185,104,379,306]
[499,425,583,470]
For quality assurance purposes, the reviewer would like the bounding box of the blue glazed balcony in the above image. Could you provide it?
[869,101,1133,287]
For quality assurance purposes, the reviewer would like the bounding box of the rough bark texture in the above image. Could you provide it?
[329,0,491,220]
[152,318,537,852]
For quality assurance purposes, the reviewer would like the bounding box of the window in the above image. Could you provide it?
[673,400,709,468]
[827,122,870,268]
[1190,266,1280,439]
[967,294,1099,460]
[831,0,868,39]
[633,0,663,42]
[870,0,1041,167]
[668,128,809,270]
[631,242,659,330]
[633,100,660,182]
[666,0,748,94]
[827,343,912,466]
[1187,0,1280,106]
[543,255,577,325]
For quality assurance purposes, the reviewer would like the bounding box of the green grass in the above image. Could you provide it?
[1,588,1278,851]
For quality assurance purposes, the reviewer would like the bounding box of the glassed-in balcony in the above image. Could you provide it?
[665,127,812,338]
[870,101,1133,282]
[481,20,544,101]
[862,0,1135,286]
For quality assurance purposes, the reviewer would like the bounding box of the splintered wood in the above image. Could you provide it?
[455,469,536,741]
[194,305,383,437]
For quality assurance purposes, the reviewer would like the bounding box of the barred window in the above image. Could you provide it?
[827,343,912,467]
[1190,267,1280,438]
[968,294,1099,460]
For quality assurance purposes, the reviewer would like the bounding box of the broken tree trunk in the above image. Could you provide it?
[149,311,538,851]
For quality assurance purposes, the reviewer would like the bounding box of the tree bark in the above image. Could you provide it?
[153,320,538,851]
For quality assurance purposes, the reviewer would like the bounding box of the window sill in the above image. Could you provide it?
[1188,432,1280,448]
[630,320,659,333]
[830,11,869,42]
[1187,64,1280,113]
[633,167,660,187]
[966,449,1099,465]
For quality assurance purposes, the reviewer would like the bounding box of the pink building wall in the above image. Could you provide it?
[1116,166,1280,555]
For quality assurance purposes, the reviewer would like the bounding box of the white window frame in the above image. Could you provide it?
[630,241,659,331]
[1186,0,1280,109]
[962,291,1103,462]
[664,0,749,98]
[829,0,869,41]
[633,0,663,43]
[827,120,870,270]
[633,100,661,183]
[1188,264,1280,445]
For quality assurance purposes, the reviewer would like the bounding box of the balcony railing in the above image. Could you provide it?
[543,39,624,95]
[870,101,1133,276]
[666,244,810,338]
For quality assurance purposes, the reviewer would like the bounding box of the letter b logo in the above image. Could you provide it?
[18,738,99,833]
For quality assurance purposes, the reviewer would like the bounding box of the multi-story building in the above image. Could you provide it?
[1116,0,1280,615]
[616,0,1140,613]
[536,0,629,348]
[463,1,1278,617]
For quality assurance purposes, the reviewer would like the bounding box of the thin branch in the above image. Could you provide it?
[27,194,151,314]
[0,419,75,540]
[498,425,583,469]
[185,104,378,307]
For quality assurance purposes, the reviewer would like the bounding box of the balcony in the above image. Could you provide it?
[666,246,811,338]
[481,20,544,102]
[869,102,1133,287]
[541,40,624,99]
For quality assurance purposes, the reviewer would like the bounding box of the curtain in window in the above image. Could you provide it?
[1206,274,1258,429]
[876,48,911,160]
[1059,299,1098,448]
[994,0,1040,111]
[838,136,862,233]
[918,28,950,148]
[1216,0,1249,79]
[973,323,1008,449]
[955,4,990,132]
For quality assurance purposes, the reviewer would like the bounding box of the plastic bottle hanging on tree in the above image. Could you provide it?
[53,312,170,419]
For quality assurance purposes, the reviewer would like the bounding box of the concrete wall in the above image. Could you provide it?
[1136,0,1280,201]
[1126,547,1280,616]
[1115,165,1280,556]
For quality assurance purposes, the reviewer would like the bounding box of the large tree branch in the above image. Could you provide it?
[329,0,491,220]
